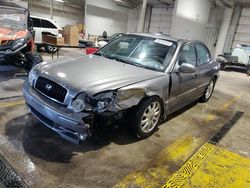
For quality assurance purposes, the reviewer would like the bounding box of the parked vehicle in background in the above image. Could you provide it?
[217,45,250,73]
[0,2,43,71]
[98,33,124,47]
[23,33,220,144]
[30,15,62,53]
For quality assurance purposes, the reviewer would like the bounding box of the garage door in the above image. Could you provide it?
[149,7,173,34]
[233,8,250,48]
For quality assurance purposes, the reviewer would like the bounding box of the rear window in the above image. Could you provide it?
[41,19,57,29]
[31,17,41,27]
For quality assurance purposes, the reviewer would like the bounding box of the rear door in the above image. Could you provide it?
[195,42,214,95]
[169,42,200,112]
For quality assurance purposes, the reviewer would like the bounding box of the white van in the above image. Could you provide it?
[30,16,62,53]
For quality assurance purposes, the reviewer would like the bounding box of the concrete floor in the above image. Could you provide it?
[0,50,249,187]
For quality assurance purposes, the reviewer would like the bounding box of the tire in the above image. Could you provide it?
[25,52,43,71]
[220,63,226,70]
[199,78,215,103]
[44,44,58,53]
[132,97,162,138]
[36,44,42,52]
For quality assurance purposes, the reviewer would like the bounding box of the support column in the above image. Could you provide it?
[50,0,53,20]
[223,4,242,53]
[137,0,147,32]
[214,8,234,58]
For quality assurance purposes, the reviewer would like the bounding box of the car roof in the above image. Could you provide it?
[30,15,62,29]
[128,33,203,44]
[30,15,54,21]
[129,33,181,42]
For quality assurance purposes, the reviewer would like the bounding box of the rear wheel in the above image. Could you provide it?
[132,97,162,138]
[44,44,58,53]
[25,52,43,71]
[199,78,215,103]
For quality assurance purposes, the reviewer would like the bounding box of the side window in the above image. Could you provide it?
[41,19,57,29]
[31,18,41,27]
[178,43,196,66]
[196,43,211,65]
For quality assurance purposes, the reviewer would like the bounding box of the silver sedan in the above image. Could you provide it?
[23,33,220,144]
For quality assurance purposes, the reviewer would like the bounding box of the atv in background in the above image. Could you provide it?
[0,2,43,71]
[217,45,250,74]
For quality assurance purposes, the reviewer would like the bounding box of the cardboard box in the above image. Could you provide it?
[42,34,64,46]
[63,25,79,46]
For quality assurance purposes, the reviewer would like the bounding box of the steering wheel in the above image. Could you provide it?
[146,56,164,64]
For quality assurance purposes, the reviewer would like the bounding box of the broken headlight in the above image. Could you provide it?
[94,91,116,112]
[72,99,86,113]
[71,91,117,113]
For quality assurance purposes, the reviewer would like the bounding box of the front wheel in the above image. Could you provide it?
[25,52,43,71]
[132,97,162,138]
[199,79,215,103]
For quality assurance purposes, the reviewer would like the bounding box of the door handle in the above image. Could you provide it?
[193,73,198,78]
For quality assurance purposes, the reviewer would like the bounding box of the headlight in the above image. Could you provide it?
[71,91,116,113]
[97,98,111,112]
[72,99,86,113]
[12,38,25,50]
[28,69,37,86]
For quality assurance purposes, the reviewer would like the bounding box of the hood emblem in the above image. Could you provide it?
[45,84,53,91]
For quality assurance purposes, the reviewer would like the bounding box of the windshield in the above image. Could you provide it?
[96,35,177,72]
[0,7,27,28]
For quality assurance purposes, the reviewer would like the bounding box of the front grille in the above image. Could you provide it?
[35,77,67,103]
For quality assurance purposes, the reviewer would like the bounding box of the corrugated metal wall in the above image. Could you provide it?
[233,8,250,48]
[28,1,84,27]
[204,6,224,56]
[148,7,173,34]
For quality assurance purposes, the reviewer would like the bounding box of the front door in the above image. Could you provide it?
[169,42,200,113]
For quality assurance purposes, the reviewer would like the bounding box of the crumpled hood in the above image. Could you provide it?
[38,55,164,96]
[0,27,27,41]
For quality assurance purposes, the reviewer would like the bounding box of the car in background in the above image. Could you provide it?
[23,33,220,144]
[217,45,250,73]
[98,33,124,47]
[0,1,43,71]
[30,15,62,53]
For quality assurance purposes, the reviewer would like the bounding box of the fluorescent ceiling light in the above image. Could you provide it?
[55,0,64,3]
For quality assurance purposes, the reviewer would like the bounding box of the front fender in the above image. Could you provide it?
[116,75,170,113]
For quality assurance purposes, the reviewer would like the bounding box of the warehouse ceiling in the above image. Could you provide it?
[114,0,175,8]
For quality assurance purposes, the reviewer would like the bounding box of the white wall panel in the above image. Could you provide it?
[241,8,250,16]
[239,16,250,25]
[149,8,173,34]
[29,1,84,27]
[236,25,250,33]
[85,0,128,36]
[170,0,211,41]
[233,8,250,47]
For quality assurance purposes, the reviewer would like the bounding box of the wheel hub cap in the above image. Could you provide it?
[141,102,161,133]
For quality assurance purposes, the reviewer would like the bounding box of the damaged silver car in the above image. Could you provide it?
[23,33,220,144]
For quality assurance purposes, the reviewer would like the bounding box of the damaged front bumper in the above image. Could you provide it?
[23,82,93,144]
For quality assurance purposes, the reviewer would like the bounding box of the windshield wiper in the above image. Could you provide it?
[110,55,144,68]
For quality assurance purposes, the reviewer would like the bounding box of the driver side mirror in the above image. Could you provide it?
[179,63,196,73]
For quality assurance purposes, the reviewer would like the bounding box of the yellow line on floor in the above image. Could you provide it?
[115,92,244,188]
[0,99,25,108]
[164,143,250,188]
[115,135,203,188]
